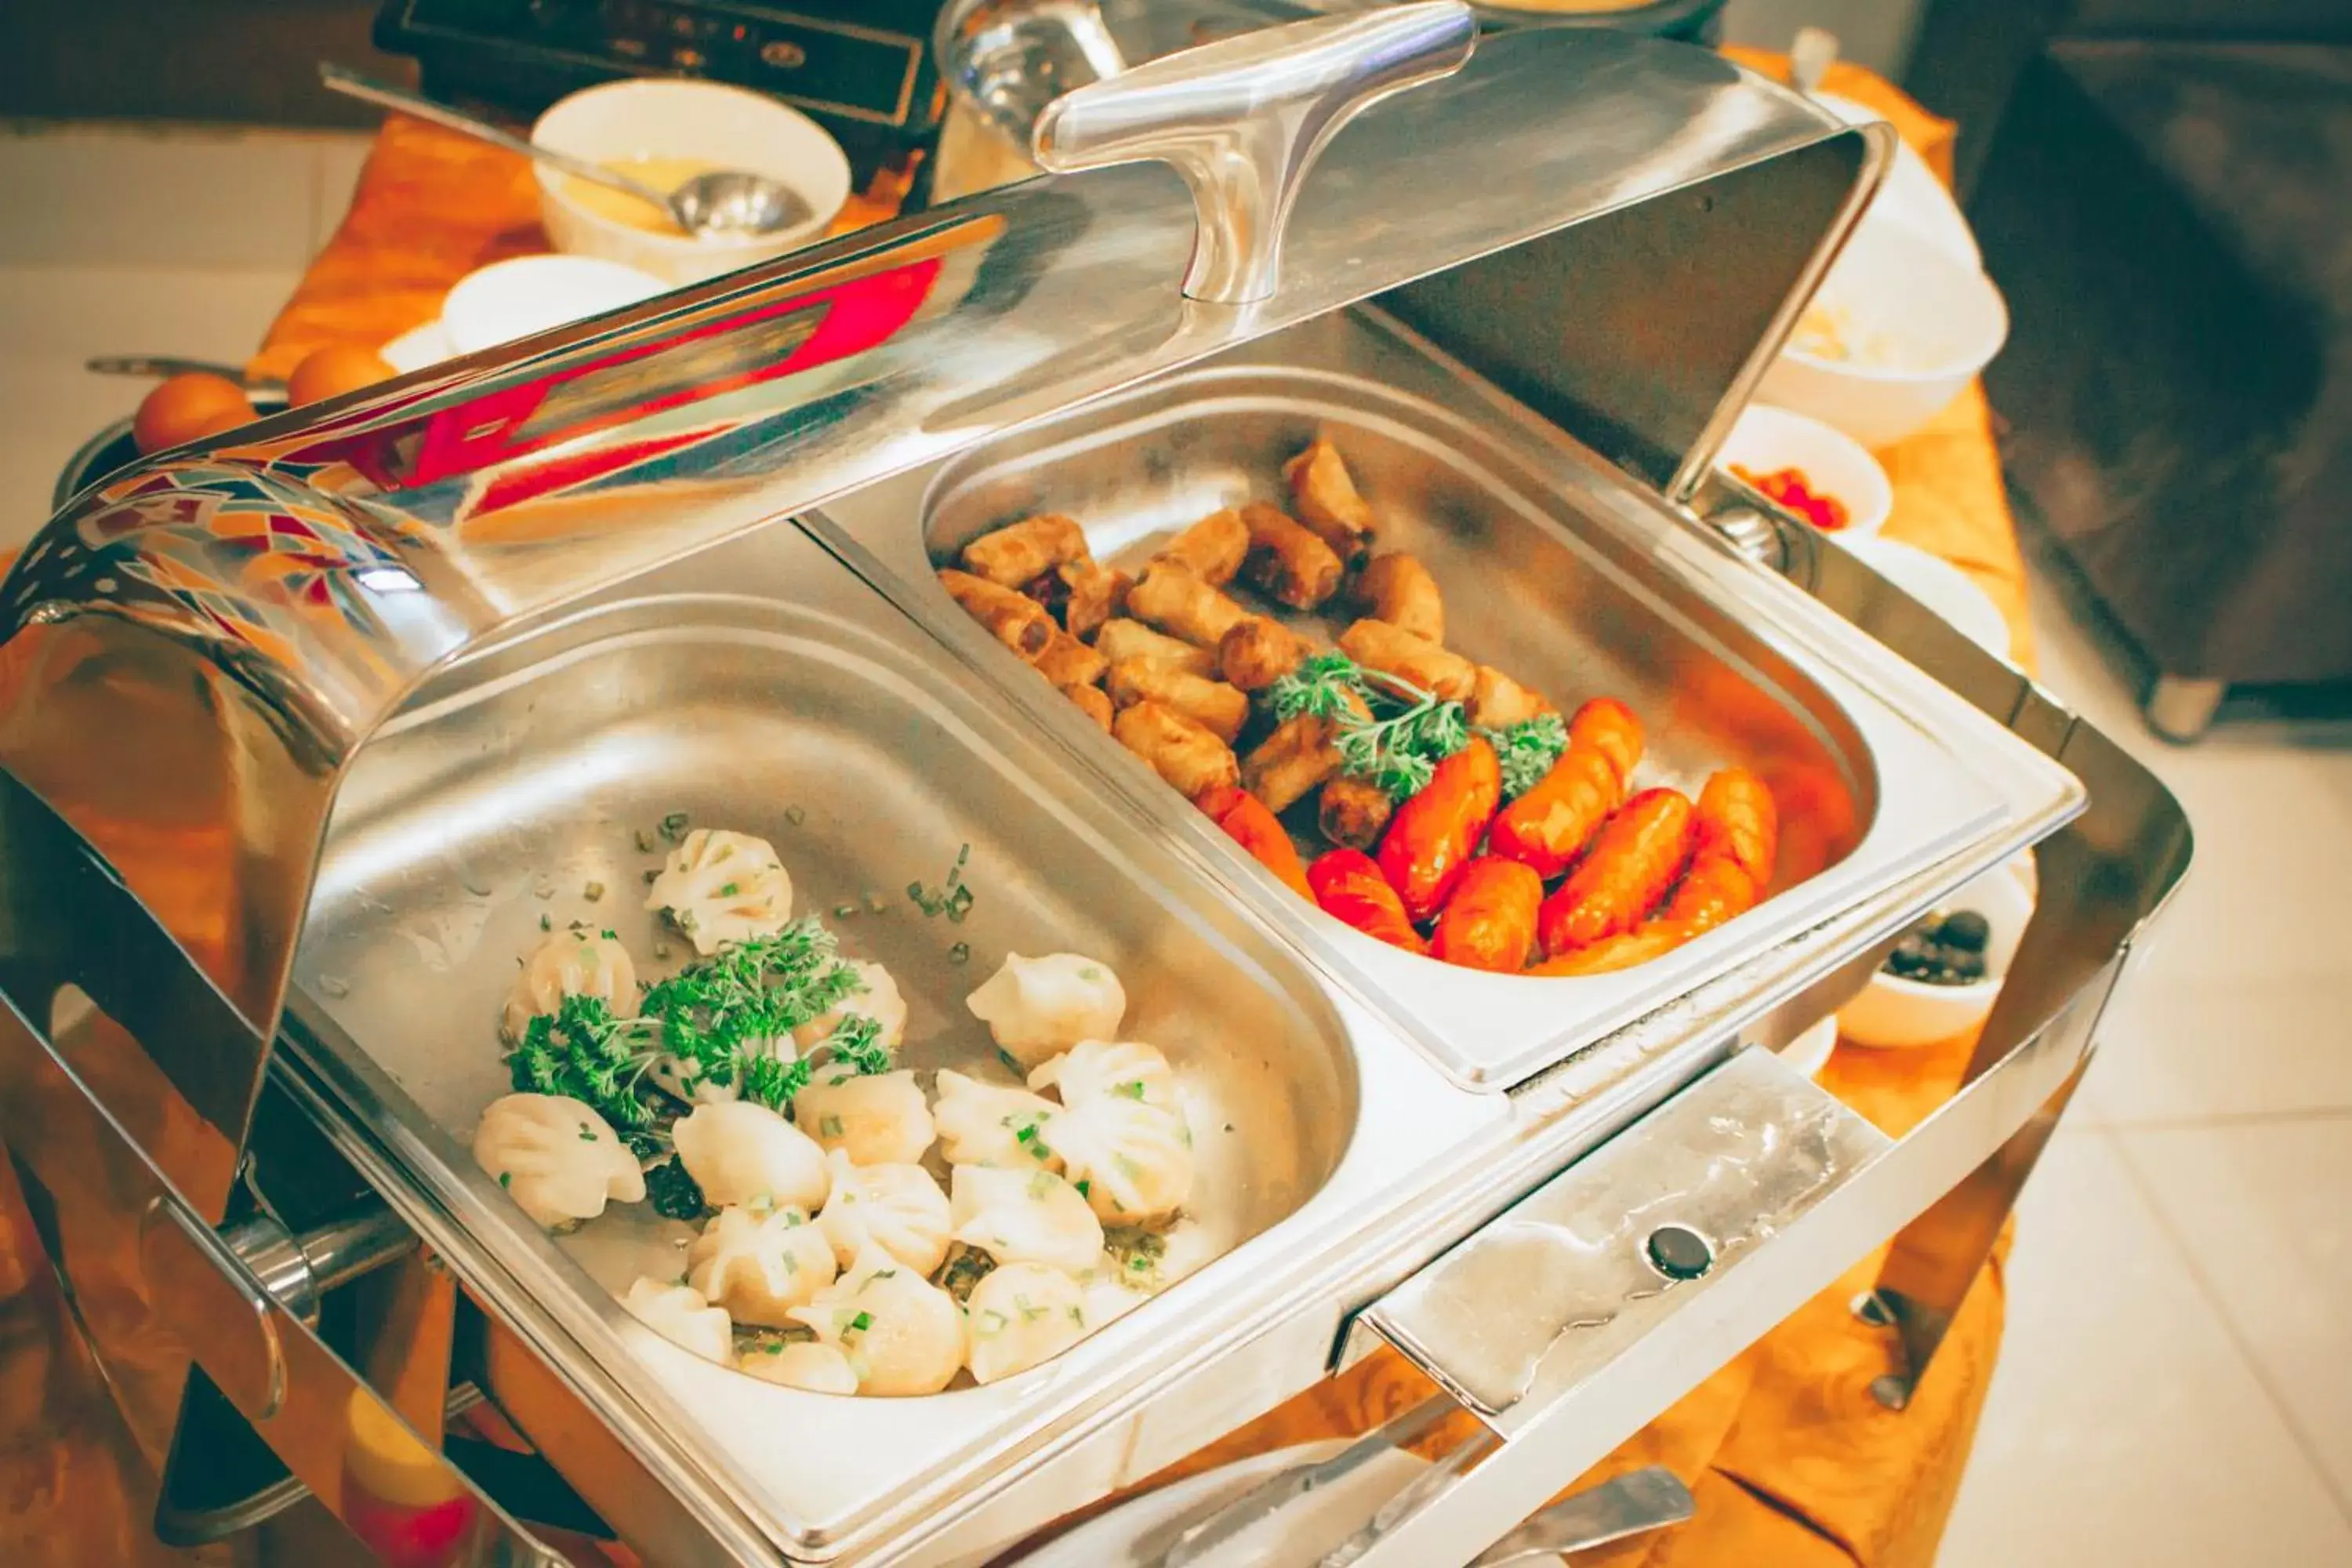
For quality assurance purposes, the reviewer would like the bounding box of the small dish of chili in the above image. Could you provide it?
[1716,403,1892,542]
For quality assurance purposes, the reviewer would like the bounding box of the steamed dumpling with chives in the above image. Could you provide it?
[620,1277,733,1364]
[931,1070,1062,1171]
[814,1150,952,1275]
[646,828,793,955]
[793,1069,933,1166]
[949,1164,1104,1275]
[788,1243,965,1396]
[964,953,1127,1069]
[1047,1091,1194,1225]
[470,1093,646,1229]
[964,1262,1088,1385]
[502,927,639,1043]
[687,1204,837,1327]
[739,1339,858,1393]
[672,1101,830,1213]
[1027,1040,1176,1110]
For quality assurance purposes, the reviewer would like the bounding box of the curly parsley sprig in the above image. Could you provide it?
[1265,649,1570,803]
[1486,711,1569,800]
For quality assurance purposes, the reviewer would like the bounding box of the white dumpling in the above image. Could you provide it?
[949,1164,1104,1275]
[687,1205,837,1327]
[793,960,908,1054]
[1080,1274,1154,1329]
[673,1101,829,1213]
[931,1070,1062,1172]
[620,1277,732,1364]
[787,1243,964,1396]
[471,1094,646,1229]
[738,1339,858,1393]
[502,928,638,1041]
[1026,1040,1177,1109]
[964,1262,1089,1385]
[964,953,1126,1069]
[1048,1093,1195,1224]
[645,829,793,955]
[793,1069,934,1166]
[814,1149,952,1275]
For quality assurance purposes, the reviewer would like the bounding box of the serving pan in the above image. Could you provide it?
[820,307,2085,1087]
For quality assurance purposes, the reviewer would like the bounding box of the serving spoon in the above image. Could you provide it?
[318,64,809,238]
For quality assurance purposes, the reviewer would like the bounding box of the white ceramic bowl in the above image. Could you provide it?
[1758,221,2009,449]
[1839,535,2013,660]
[532,78,851,285]
[1838,855,2036,1050]
[439,255,667,357]
[1715,403,1892,541]
[1809,93,1980,269]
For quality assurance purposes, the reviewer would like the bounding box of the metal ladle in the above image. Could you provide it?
[318,64,809,238]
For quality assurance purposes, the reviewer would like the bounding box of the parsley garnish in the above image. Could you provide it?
[1267,652,1472,801]
[644,1159,707,1221]
[1486,712,1569,800]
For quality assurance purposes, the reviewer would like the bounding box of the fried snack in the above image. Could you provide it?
[1377,739,1504,924]
[939,568,1053,660]
[1106,657,1249,743]
[1034,629,1108,689]
[1242,697,1364,813]
[1096,618,1218,678]
[1057,558,1131,641]
[1114,700,1238,800]
[1348,551,1443,643]
[1196,785,1315,901]
[1338,619,1476,702]
[1218,615,1312,692]
[1154,507,1249,586]
[1686,767,1778,890]
[1238,502,1345,610]
[1655,858,1756,936]
[1487,746,1621,880]
[1430,858,1543,973]
[1537,788,1696,956]
[1568,697,1645,786]
[1306,849,1426,955]
[1468,666,1552,728]
[1127,561,1252,649]
[960,514,1089,588]
[1283,439,1374,565]
[1064,683,1115,733]
[1317,776,1396,851]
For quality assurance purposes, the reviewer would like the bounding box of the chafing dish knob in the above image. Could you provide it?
[1643,1224,1715,1282]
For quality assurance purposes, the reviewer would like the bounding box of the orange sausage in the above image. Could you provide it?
[1197,785,1315,902]
[1430,858,1543,973]
[1375,739,1504,925]
[1524,924,1688,978]
[1537,788,1695,956]
[1307,849,1427,955]
[1486,745,1621,880]
[1566,697,1644,786]
[1657,856,1759,935]
[1687,768,1778,890]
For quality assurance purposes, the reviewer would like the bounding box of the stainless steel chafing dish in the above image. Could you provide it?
[0,7,2188,1566]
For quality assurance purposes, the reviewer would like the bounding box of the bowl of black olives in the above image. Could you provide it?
[1838,855,2036,1048]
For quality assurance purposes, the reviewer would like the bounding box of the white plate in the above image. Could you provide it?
[437,254,666,358]
[379,320,453,374]
[1839,535,2012,660]
[1016,1440,1567,1567]
[1812,92,1980,270]
[1779,1015,1838,1079]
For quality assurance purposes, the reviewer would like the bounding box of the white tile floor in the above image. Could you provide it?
[5,122,2351,1566]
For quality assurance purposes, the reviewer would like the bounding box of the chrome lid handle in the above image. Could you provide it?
[1031,2,1477,305]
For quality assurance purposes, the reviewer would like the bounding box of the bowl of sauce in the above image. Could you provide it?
[532,79,851,285]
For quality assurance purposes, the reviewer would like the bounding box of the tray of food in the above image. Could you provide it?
[818,307,2082,1089]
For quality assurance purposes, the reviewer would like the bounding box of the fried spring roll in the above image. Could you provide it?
[939,568,1053,660]
[1537,788,1696,956]
[1306,849,1425,954]
[1114,700,1237,800]
[1106,657,1249,743]
[1056,558,1131,641]
[1239,502,1345,610]
[1317,776,1396,851]
[1338,618,1476,702]
[1096,617,1217,678]
[1196,785,1314,901]
[1064,683,1114,733]
[1376,739,1504,924]
[1153,507,1250,586]
[1218,615,1312,693]
[1468,666,1553,729]
[1283,440,1374,565]
[1349,552,1443,644]
[1242,699,1363,814]
[960,514,1089,587]
[1430,857,1543,973]
[1127,562,1251,649]
[1034,629,1108,690]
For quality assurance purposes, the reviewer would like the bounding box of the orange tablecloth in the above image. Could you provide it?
[4,54,2028,1568]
